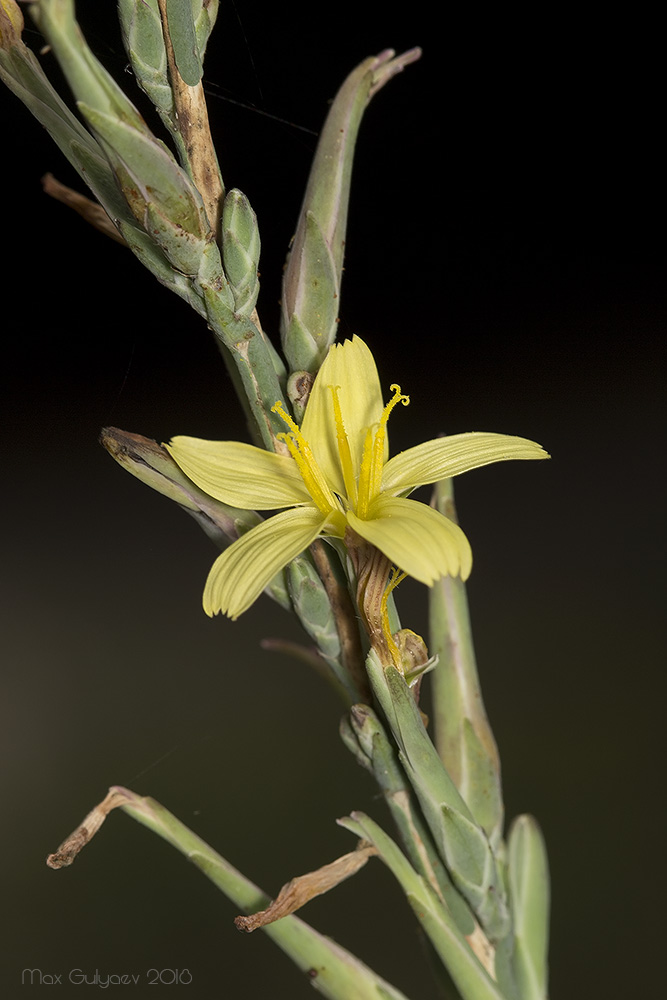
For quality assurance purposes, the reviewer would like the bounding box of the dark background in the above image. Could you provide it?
[2,2,665,998]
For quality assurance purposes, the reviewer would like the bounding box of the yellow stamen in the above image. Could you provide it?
[272,401,338,516]
[328,385,357,508]
[357,384,410,519]
[381,567,408,667]
[356,426,375,519]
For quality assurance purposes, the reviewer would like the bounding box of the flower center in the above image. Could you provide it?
[272,381,410,524]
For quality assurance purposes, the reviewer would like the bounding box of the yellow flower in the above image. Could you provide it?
[166,337,548,618]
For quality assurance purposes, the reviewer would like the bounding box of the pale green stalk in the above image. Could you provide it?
[111,788,412,1000]
[340,703,476,935]
[340,812,507,1000]
[429,477,504,849]
[365,650,510,944]
[427,479,550,997]
[507,817,550,1000]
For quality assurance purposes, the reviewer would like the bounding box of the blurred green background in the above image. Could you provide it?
[2,3,665,997]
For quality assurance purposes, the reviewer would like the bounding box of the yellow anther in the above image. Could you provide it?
[271,399,300,435]
[357,385,410,518]
[272,400,338,516]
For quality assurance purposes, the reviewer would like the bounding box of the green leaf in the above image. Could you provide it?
[166,0,202,85]
[109,788,412,1000]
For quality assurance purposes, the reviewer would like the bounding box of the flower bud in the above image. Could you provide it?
[221,189,261,314]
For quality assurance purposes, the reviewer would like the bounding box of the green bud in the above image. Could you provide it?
[27,0,223,280]
[80,103,220,278]
[118,0,172,115]
[281,210,339,373]
[221,189,261,314]
[119,0,219,102]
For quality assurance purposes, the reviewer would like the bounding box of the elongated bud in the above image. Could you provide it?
[100,427,262,540]
[221,189,261,315]
[508,815,550,1000]
[281,48,421,373]
[101,427,291,611]
[118,0,172,115]
[81,103,215,276]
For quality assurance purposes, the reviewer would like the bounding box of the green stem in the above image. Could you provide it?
[112,787,412,1000]
[340,813,508,1000]
[429,478,503,847]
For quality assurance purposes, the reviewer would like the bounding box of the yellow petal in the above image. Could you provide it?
[203,507,327,618]
[166,437,311,509]
[301,336,385,495]
[347,495,473,584]
[382,433,549,494]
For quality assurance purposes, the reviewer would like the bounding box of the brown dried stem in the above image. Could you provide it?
[234,841,378,932]
[46,788,128,869]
